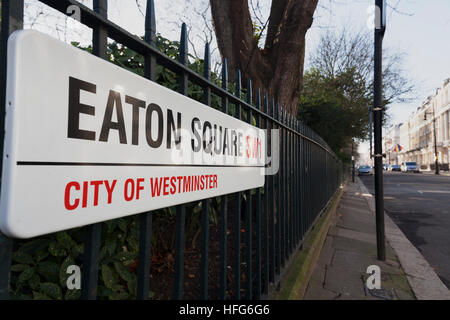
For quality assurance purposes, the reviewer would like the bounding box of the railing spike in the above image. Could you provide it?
[264,92,269,115]
[235,69,241,119]
[256,88,261,111]
[247,78,252,105]
[202,42,211,106]
[274,100,278,120]
[144,0,156,44]
[236,69,241,98]
[222,58,228,90]
[179,23,188,65]
[203,42,210,80]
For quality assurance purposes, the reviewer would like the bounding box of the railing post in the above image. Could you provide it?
[172,22,188,300]
[275,102,281,277]
[0,0,24,301]
[81,0,108,301]
[233,69,242,300]
[268,94,275,285]
[219,58,229,300]
[262,91,270,295]
[245,79,252,300]
[199,42,211,300]
[254,87,262,299]
[136,0,157,300]
[280,107,286,268]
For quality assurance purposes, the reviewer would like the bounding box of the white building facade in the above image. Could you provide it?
[396,78,450,171]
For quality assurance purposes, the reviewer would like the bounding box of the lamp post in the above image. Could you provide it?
[373,0,386,261]
[424,106,440,175]
[352,140,355,183]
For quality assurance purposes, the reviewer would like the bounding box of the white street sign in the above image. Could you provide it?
[0,30,266,238]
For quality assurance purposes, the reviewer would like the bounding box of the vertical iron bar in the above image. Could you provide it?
[288,116,293,250]
[81,0,107,300]
[300,122,305,240]
[137,0,156,300]
[286,113,291,255]
[285,112,289,257]
[309,129,312,228]
[245,79,252,300]
[289,115,297,249]
[268,95,275,284]
[255,88,262,299]
[173,22,188,300]
[219,58,228,300]
[280,107,286,268]
[0,1,24,300]
[261,91,269,295]
[297,121,302,245]
[200,198,210,299]
[199,42,211,300]
[276,103,281,276]
[234,70,242,299]
[294,120,298,246]
[294,119,298,246]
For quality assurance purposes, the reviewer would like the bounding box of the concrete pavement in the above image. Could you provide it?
[360,172,450,289]
[304,179,416,300]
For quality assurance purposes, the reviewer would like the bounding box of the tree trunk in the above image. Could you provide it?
[210,0,318,115]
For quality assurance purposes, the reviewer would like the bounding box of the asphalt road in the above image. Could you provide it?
[359,171,450,289]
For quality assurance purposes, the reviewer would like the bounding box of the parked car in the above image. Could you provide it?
[358,165,373,176]
[383,164,389,170]
[401,161,420,173]
[389,164,401,172]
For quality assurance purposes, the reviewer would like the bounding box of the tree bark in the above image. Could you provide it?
[210,0,318,115]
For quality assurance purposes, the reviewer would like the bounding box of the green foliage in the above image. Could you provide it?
[298,68,372,160]
[10,34,224,300]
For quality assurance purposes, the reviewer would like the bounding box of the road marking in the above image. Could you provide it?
[417,190,423,194]
[418,190,450,194]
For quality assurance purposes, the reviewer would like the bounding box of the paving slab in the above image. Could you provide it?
[304,179,417,300]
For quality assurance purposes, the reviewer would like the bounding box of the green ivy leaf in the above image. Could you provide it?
[48,241,67,257]
[109,289,129,300]
[19,238,52,255]
[33,291,51,300]
[56,232,73,250]
[12,251,34,265]
[105,220,118,233]
[127,278,137,297]
[65,288,81,300]
[114,251,137,262]
[18,267,35,283]
[113,261,134,282]
[118,219,128,232]
[10,264,29,272]
[126,236,139,252]
[72,243,84,256]
[40,282,63,300]
[105,237,117,257]
[35,249,49,262]
[97,285,113,298]
[28,274,41,290]
[37,261,60,282]
[101,265,118,290]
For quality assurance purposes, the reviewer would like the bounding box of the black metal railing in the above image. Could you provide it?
[0,0,343,300]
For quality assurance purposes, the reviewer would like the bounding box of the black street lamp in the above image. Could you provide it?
[424,107,440,175]
[352,140,355,183]
[373,0,386,261]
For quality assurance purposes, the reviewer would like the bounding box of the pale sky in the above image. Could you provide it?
[24,0,450,154]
